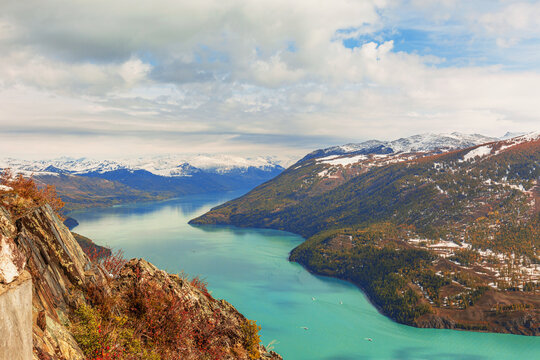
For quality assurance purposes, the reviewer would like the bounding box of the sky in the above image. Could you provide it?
[1,0,539,161]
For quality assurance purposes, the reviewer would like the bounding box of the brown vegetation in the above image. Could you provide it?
[72,257,271,360]
[0,169,64,218]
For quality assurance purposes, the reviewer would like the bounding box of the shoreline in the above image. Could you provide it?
[190,216,539,336]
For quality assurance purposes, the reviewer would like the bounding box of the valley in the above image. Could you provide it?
[3,2,540,358]
[191,132,540,335]
[70,191,540,359]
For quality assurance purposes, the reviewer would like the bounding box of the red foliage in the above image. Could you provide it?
[125,278,228,359]
[86,247,127,278]
[1,168,64,217]
[190,276,214,300]
[88,325,125,360]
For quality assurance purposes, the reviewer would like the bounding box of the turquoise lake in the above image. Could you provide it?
[70,190,540,360]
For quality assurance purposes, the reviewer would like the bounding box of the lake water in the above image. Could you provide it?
[70,190,540,360]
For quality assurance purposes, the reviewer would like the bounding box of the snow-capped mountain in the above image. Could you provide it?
[301,132,498,161]
[0,154,286,211]
[123,154,283,177]
[0,158,125,177]
[0,155,284,178]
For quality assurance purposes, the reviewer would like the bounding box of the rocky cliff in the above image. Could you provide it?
[0,201,281,359]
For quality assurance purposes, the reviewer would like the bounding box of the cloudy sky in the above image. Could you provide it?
[1,0,539,160]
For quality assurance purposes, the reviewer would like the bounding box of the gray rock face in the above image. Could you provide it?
[0,234,26,284]
[0,271,32,360]
[1,204,108,359]
[0,207,26,284]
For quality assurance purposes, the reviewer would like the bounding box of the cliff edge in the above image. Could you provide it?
[1,189,281,359]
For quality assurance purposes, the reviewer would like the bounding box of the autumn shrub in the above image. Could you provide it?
[190,275,214,300]
[76,271,235,360]
[85,246,128,279]
[100,250,128,278]
[72,303,161,360]
[0,168,64,217]
[72,303,126,360]
[124,278,228,359]
[241,319,261,360]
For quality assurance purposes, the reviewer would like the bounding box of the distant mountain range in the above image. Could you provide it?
[0,155,285,211]
[301,132,497,161]
[1,154,284,177]
[192,131,540,335]
[0,132,530,212]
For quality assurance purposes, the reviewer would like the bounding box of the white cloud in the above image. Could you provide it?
[479,2,540,47]
[0,0,538,160]
[0,51,152,95]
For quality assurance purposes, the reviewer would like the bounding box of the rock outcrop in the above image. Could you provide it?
[112,259,282,359]
[0,202,282,359]
[0,207,26,284]
[1,205,32,360]
[3,204,108,359]
[0,271,32,360]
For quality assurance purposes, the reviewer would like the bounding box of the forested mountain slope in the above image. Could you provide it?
[192,132,540,334]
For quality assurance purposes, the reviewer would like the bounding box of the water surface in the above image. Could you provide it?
[70,191,539,359]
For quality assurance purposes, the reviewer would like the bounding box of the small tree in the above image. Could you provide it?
[241,319,261,360]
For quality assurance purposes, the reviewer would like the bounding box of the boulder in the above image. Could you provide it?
[0,234,26,284]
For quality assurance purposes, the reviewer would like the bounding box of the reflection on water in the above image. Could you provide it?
[70,192,540,360]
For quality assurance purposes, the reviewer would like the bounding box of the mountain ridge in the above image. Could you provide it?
[301,132,498,162]
[0,154,285,178]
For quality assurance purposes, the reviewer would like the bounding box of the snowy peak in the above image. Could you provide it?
[307,131,540,177]
[500,131,527,140]
[302,132,498,161]
[0,158,125,177]
[0,155,284,178]
[388,132,496,153]
[509,130,540,143]
[122,154,284,176]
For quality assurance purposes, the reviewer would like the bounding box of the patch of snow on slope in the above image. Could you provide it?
[435,185,447,195]
[316,155,341,162]
[494,131,539,155]
[321,154,367,166]
[514,130,540,142]
[317,169,329,177]
[317,169,340,179]
[463,145,492,162]
[428,240,462,248]
[484,178,527,192]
